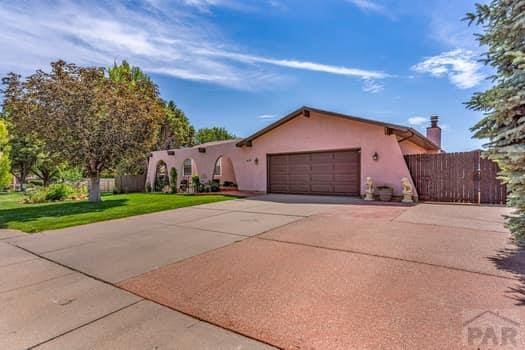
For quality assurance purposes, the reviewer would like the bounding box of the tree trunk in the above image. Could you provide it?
[14,173,26,192]
[88,176,101,202]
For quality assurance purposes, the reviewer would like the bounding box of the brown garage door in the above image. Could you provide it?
[268,150,360,195]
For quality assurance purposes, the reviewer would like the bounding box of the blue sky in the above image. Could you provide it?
[0,0,490,151]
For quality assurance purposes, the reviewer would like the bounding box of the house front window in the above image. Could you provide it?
[183,159,192,177]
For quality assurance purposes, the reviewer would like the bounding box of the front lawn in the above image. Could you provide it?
[0,192,234,233]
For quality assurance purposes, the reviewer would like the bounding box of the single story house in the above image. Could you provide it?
[146,106,442,198]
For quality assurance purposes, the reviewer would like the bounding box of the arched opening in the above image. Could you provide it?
[154,160,169,192]
[212,156,238,190]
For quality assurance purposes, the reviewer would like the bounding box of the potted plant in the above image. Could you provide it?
[377,185,393,201]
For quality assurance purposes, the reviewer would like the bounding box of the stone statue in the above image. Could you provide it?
[365,176,374,201]
[401,177,413,203]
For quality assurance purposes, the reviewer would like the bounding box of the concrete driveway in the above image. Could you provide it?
[1,194,346,349]
[2,195,522,349]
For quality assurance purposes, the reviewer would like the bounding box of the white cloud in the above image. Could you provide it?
[0,0,390,90]
[346,0,385,13]
[362,79,384,93]
[267,0,287,10]
[345,0,397,19]
[408,116,427,126]
[256,114,277,120]
[199,50,389,79]
[426,0,481,51]
[178,0,241,12]
[411,49,484,89]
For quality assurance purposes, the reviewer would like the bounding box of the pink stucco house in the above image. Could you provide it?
[146,106,441,198]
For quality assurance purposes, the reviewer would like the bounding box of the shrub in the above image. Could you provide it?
[45,183,74,201]
[191,175,201,192]
[23,183,86,204]
[69,184,87,200]
[209,180,220,192]
[145,181,152,193]
[23,187,48,204]
[170,168,177,193]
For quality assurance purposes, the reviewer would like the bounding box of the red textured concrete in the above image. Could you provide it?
[120,237,525,349]
[395,203,513,233]
[260,205,519,278]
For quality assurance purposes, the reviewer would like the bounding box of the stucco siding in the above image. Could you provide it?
[400,140,427,155]
[235,111,416,196]
[147,110,421,197]
[400,140,440,155]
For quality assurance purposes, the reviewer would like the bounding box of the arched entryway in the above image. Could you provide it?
[154,160,169,192]
[212,156,238,190]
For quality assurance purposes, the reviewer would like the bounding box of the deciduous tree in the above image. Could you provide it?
[2,60,164,202]
[466,0,525,241]
[194,126,236,145]
[158,100,194,149]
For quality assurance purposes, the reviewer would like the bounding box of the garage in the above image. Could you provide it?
[267,149,360,195]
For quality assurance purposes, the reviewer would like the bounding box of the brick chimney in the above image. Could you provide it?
[426,115,441,148]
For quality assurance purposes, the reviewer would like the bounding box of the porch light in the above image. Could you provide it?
[254,157,259,165]
[372,152,379,161]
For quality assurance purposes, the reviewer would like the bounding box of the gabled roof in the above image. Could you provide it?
[236,106,440,151]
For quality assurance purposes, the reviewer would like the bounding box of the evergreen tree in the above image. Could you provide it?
[466,0,525,241]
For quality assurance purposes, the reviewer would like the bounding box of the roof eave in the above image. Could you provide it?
[236,106,441,151]
[236,106,307,147]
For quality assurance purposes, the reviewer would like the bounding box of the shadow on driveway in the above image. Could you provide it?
[490,245,525,305]
[245,193,415,206]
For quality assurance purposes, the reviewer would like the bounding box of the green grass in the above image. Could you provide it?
[0,192,234,233]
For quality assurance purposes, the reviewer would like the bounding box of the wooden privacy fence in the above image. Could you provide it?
[404,150,507,204]
[85,178,115,193]
[115,174,146,193]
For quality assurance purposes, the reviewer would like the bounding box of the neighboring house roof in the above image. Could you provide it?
[236,106,440,151]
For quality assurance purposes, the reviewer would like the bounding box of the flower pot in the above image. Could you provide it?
[377,186,393,201]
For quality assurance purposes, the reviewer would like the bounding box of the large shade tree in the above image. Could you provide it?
[158,100,194,150]
[194,126,236,145]
[466,0,525,241]
[2,60,164,202]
